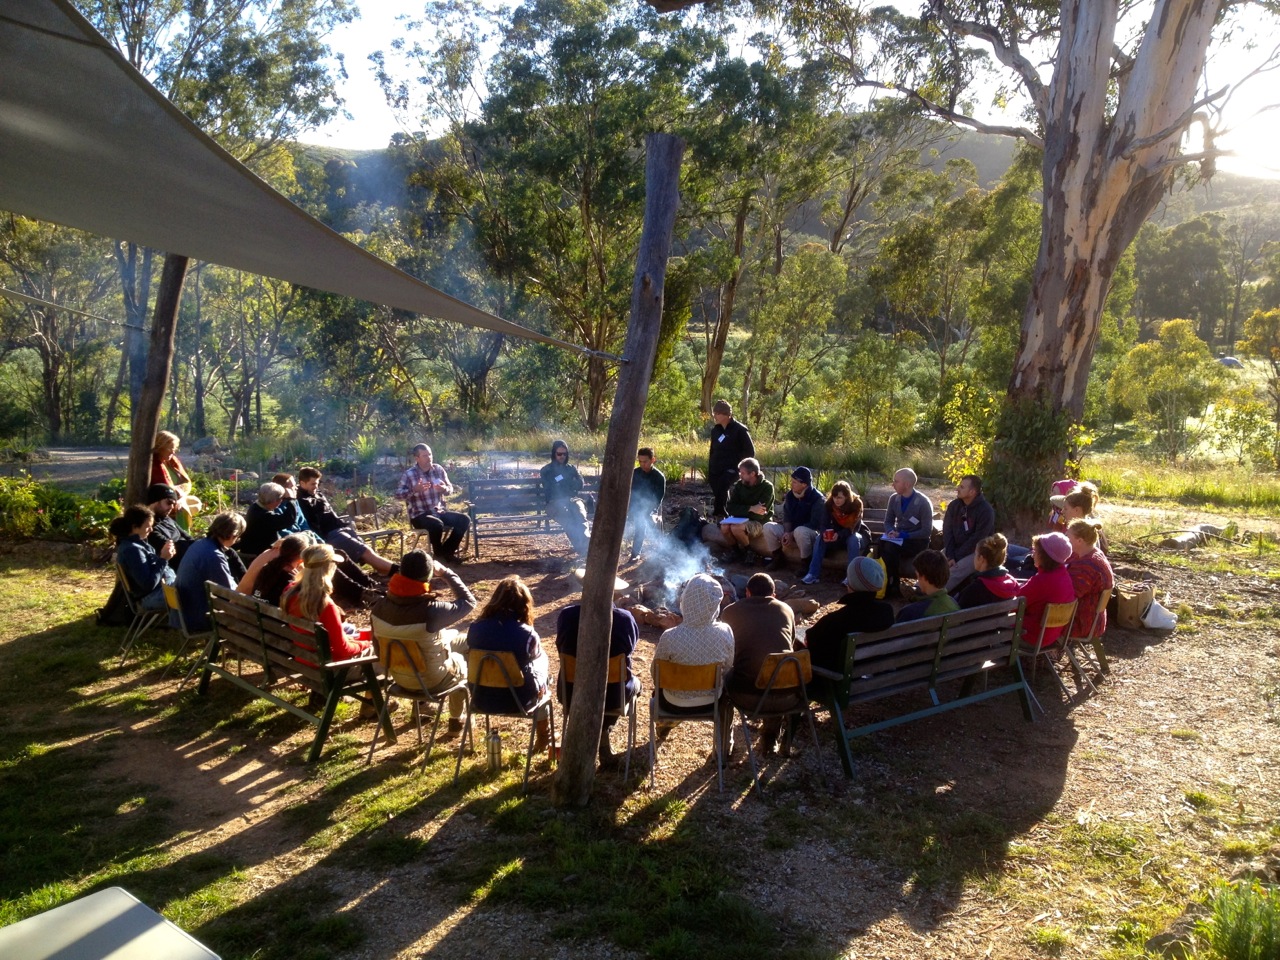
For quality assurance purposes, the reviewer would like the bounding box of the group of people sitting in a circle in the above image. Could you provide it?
[108,428,1114,769]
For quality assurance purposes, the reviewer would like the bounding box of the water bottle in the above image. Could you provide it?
[486,730,502,771]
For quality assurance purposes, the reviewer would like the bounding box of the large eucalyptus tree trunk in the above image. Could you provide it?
[994,0,1220,523]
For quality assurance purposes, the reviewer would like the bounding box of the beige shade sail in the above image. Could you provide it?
[0,0,608,359]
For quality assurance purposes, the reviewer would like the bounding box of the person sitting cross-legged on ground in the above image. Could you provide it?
[802,481,872,585]
[176,511,247,633]
[951,533,1020,609]
[371,549,477,734]
[942,474,996,591]
[555,601,641,768]
[653,574,737,751]
[395,443,470,561]
[466,576,553,749]
[761,467,823,571]
[540,439,593,560]
[896,549,960,623]
[111,504,177,616]
[719,573,797,756]
[720,458,774,563]
[626,447,666,562]
[296,467,395,575]
[800,556,895,672]
[880,467,934,598]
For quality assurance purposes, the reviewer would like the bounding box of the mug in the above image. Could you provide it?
[823,529,837,543]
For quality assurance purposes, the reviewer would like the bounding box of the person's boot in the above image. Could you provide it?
[532,716,551,754]
[764,549,785,569]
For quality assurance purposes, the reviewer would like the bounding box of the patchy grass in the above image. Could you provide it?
[1089,455,1280,513]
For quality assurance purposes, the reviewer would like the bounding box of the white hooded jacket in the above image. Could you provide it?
[654,574,735,707]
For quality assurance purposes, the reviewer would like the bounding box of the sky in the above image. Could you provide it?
[304,3,1280,180]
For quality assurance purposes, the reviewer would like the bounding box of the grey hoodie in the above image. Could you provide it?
[654,574,735,706]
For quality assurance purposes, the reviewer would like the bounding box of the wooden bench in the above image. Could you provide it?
[807,597,1033,777]
[193,583,394,761]
[467,475,600,558]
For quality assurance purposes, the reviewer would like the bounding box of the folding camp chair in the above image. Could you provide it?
[115,562,166,667]
[649,660,726,793]
[158,581,209,680]
[734,650,825,795]
[1063,591,1111,694]
[1024,599,1078,712]
[558,652,639,780]
[464,649,555,791]
[366,633,470,777]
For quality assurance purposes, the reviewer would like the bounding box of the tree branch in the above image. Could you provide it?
[862,80,1044,148]
[1120,88,1227,159]
[929,1,1047,118]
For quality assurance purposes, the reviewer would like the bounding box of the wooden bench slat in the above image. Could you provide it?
[813,597,1032,778]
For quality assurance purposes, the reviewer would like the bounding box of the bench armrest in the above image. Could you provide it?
[326,653,378,670]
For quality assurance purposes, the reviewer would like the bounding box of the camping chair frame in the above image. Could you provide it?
[464,649,555,792]
[367,634,470,776]
[115,562,166,667]
[1024,599,1078,713]
[649,660,726,793]
[1065,591,1112,695]
[159,581,210,680]
[558,652,639,780]
[735,650,826,796]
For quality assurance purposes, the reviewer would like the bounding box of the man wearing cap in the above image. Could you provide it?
[146,482,195,570]
[370,550,477,733]
[395,443,470,561]
[941,474,995,591]
[761,467,823,569]
[707,400,755,520]
[720,573,796,755]
[800,556,896,672]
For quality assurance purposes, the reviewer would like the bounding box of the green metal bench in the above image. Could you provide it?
[809,596,1033,778]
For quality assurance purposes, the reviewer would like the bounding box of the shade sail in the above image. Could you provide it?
[0,0,603,358]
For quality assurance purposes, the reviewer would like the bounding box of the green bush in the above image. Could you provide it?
[0,474,117,541]
[1198,881,1280,960]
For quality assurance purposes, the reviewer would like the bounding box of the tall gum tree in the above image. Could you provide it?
[752,0,1278,519]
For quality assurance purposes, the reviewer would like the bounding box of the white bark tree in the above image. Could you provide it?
[750,0,1279,517]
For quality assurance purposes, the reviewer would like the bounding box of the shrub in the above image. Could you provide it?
[1198,881,1280,960]
[0,474,117,541]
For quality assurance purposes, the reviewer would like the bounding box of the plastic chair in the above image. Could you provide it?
[734,650,825,795]
[159,581,209,680]
[464,649,555,791]
[558,652,638,780]
[1065,591,1111,694]
[115,562,165,667]
[1024,599,1078,710]
[366,633,470,778]
[648,660,726,793]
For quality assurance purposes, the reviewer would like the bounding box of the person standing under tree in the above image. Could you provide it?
[707,400,754,520]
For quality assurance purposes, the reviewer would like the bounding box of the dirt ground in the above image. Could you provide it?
[16,454,1280,957]
[47,479,1277,960]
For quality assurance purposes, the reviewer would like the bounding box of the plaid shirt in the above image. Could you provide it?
[396,463,453,519]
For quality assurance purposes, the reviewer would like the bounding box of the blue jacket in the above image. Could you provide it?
[117,534,167,599]
[782,485,825,531]
[176,536,237,632]
[466,617,546,712]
